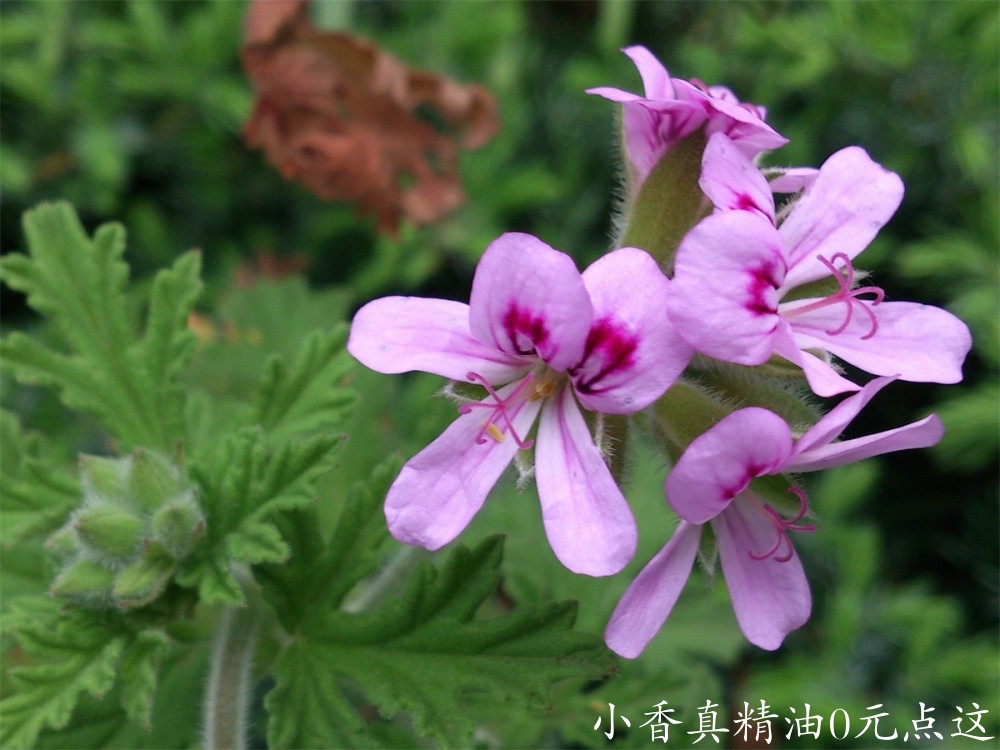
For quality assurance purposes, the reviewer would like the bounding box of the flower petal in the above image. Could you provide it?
[780,147,904,289]
[572,248,692,414]
[714,497,811,650]
[469,233,592,373]
[667,408,793,525]
[771,325,861,397]
[622,45,674,99]
[700,133,775,222]
[584,86,642,103]
[349,297,531,383]
[790,301,972,385]
[669,211,786,365]
[604,522,701,659]
[790,414,944,473]
[793,376,897,455]
[764,166,819,195]
[384,380,543,550]
[535,387,637,576]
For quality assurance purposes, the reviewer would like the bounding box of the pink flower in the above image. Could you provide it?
[587,47,787,189]
[669,134,972,396]
[348,233,693,576]
[605,377,943,655]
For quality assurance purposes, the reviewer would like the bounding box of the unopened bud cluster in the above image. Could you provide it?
[47,449,204,610]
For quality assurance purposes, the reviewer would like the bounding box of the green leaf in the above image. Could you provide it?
[254,327,357,441]
[0,609,125,750]
[1,601,178,749]
[117,630,170,728]
[265,537,614,749]
[179,429,343,605]
[0,410,79,546]
[257,458,401,634]
[0,203,202,451]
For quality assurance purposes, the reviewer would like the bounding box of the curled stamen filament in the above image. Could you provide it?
[782,252,885,339]
[458,372,534,450]
[749,486,816,563]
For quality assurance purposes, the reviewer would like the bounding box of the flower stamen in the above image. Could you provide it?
[782,252,884,339]
[458,372,535,450]
[749,486,816,563]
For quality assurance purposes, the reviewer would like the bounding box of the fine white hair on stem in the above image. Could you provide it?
[202,606,258,750]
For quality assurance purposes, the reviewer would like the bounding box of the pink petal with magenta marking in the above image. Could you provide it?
[669,211,786,365]
[667,408,793,525]
[700,133,776,222]
[348,297,531,384]
[470,233,592,373]
[574,247,692,414]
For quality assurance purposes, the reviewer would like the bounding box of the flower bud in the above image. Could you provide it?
[47,449,205,611]
[112,542,176,610]
[74,504,144,559]
[150,493,205,559]
[127,449,186,513]
[79,454,128,504]
[50,558,114,603]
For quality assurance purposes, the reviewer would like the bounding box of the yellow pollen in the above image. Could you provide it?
[485,423,506,443]
[530,376,559,401]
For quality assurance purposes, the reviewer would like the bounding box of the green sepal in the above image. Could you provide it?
[618,130,710,273]
[649,378,732,463]
[112,542,176,610]
[688,357,820,430]
[49,559,115,603]
[73,505,144,559]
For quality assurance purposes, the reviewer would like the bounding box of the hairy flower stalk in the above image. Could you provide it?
[202,606,258,750]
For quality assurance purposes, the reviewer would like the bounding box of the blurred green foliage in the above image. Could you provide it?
[2,0,997,747]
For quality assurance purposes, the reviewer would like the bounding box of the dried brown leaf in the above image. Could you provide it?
[242,0,500,235]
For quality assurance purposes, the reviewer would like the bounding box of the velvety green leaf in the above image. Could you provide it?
[257,458,400,633]
[117,630,170,728]
[266,537,614,749]
[0,610,125,750]
[0,203,202,451]
[254,327,357,441]
[0,410,79,545]
[180,429,343,604]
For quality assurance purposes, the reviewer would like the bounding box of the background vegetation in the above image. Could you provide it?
[2,1,997,747]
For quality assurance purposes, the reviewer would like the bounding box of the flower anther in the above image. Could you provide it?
[458,371,536,449]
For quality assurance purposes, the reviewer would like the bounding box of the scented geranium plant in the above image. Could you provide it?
[1,13,990,749]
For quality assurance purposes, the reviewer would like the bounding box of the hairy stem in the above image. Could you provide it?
[202,607,258,750]
[342,545,426,613]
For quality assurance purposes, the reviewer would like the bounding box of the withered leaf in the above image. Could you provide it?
[242,0,500,235]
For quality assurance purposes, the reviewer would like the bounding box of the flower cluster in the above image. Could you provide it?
[347,47,971,655]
